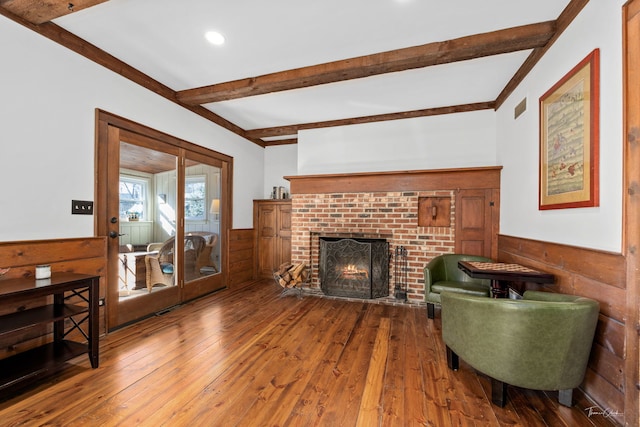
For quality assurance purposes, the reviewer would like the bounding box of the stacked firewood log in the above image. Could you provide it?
[274,262,308,288]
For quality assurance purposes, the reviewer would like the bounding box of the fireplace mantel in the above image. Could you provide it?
[285,166,502,195]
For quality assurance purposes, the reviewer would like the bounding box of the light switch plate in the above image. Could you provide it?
[72,200,94,215]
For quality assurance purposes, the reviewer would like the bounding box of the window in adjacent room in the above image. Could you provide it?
[185,175,206,221]
[119,175,149,221]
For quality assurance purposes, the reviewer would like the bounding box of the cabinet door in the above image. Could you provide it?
[257,204,278,278]
[276,204,292,267]
[455,189,499,258]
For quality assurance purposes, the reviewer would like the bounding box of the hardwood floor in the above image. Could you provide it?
[0,280,619,426]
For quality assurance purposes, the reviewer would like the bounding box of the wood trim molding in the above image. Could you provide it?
[285,167,502,195]
[96,110,234,163]
[623,1,640,425]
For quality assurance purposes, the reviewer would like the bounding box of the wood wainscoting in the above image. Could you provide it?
[227,228,257,289]
[0,237,107,360]
[498,234,626,419]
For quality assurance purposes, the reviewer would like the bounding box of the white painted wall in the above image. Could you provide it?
[0,16,264,241]
[263,144,297,199]
[296,110,497,174]
[497,0,624,252]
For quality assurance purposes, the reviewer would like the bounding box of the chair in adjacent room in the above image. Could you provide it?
[144,235,207,291]
[423,253,493,318]
[188,232,219,274]
[145,254,174,291]
[440,290,599,407]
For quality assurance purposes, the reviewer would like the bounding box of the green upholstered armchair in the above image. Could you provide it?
[424,254,492,319]
[441,290,599,407]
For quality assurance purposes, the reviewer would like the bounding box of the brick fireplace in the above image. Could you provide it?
[289,190,454,303]
[286,168,501,305]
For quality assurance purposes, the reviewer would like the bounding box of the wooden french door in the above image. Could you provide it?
[112,130,182,326]
[96,111,232,330]
[182,150,227,301]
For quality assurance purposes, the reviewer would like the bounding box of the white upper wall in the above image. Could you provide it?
[497,0,624,252]
[263,144,297,199]
[265,0,623,253]
[297,110,497,174]
[0,16,264,241]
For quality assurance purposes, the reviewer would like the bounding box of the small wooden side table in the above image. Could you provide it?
[458,261,554,298]
[0,273,100,395]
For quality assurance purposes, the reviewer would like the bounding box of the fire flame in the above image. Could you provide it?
[339,264,369,279]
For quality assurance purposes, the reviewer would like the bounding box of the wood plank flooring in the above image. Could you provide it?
[0,280,620,426]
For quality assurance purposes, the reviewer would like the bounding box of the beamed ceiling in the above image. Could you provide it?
[0,0,586,147]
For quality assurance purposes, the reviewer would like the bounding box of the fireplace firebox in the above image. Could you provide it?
[319,237,389,299]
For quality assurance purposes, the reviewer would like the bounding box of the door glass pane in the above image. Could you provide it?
[184,161,221,284]
[118,142,178,300]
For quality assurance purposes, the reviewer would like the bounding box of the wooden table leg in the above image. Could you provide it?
[491,280,509,298]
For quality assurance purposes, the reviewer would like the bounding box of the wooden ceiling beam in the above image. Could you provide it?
[0,0,109,24]
[495,0,590,108]
[247,101,495,140]
[176,22,556,105]
[0,6,265,147]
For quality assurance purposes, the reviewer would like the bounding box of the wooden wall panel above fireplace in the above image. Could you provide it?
[285,167,502,194]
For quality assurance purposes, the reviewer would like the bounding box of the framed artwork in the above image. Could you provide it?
[539,49,600,210]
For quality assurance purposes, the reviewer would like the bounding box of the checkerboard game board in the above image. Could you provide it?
[466,262,541,274]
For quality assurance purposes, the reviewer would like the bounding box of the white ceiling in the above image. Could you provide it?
[51,0,571,137]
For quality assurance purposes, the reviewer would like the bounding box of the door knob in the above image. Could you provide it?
[109,231,125,238]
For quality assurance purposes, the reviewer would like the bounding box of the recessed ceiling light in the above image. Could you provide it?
[205,31,225,46]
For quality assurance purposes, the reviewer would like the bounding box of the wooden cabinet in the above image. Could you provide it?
[0,273,99,395]
[254,200,292,279]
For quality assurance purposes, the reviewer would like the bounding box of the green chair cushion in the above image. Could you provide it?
[432,281,491,297]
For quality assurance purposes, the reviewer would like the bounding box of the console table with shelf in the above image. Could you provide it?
[0,272,100,394]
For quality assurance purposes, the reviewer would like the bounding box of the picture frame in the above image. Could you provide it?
[539,49,600,210]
